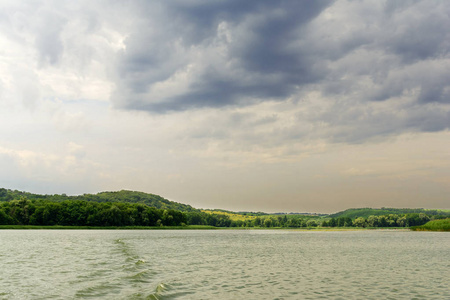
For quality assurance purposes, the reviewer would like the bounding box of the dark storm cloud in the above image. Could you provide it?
[113,0,450,112]
[132,68,297,112]
[1,0,448,143]
[112,0,334,112]
[374,2,450,103]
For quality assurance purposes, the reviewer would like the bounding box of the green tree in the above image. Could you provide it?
[306,219,318,227]
[9,198,35,225]
[367,215,379,227]
[263,218,273,227]
[0,209,12,225]
[353,217,366,227]
[42,202,62,225]
[328,218,337,227]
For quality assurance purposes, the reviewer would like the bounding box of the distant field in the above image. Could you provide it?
[201,210,257,221]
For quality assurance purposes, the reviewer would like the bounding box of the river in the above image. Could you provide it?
[0,230,448,299]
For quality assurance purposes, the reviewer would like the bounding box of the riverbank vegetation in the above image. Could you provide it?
[0,224,218,230]
[1,188,449,229]
[410,218,450,231]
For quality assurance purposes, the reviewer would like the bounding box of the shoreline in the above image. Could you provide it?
[0,225,412,231]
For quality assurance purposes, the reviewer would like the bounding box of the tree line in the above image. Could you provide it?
[0,197,447,228]
[322,214,441,228]
[0,198,191,227]
[223,214,443,228]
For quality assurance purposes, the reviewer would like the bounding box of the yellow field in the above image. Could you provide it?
[201,210,257,222]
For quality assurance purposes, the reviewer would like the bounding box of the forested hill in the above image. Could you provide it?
[329,208,450,219]
[2,188,450,219]
[0,188,197,212]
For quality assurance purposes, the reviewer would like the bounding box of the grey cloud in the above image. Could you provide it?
[183,109,281,148]
[383,0,422,14]
[113,0,334,112]
[3,0,449,146]
[114,0,450,114]
[382,2,450,63]
[110,0,450,144]
[299,99,450,144]
[366,61,450,104]
[311,1,450,102]
[0,2,69,66]
[228,1,331,76]
[35,8,66,66]
[0,1,115,68]
[416,67,450,104]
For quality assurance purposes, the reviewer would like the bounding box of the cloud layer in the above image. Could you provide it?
[111,1,450,112]
[0,0,449,212]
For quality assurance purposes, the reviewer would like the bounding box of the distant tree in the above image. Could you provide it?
[9,198,35,225]
[378,216,388,227]
[186,212,205,225]
[328,218,337,227]
[264,218,273,227]
[107,205,124,226]
[0,188,7,198]
[396,216,407,227]
[306,219,318,227]
[162,210,174,226]
[344,217,353,227]
[42,202,62,225]
[419,213,430,223]
[353,217,366,227]
[282,215,288,227]
[0,209,12,225]
[232,220,244,227]
[367,215,379,227]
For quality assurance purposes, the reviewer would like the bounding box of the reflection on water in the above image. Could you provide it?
[0,230,448,299]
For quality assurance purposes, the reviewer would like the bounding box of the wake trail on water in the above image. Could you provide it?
[73,237,160,299]
[113,238,196,300]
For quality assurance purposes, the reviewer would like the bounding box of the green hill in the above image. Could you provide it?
[2,188,449,219]
[0,188,197,212]
[328,208,450,219]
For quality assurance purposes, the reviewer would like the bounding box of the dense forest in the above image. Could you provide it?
[0,189,196,211]
[0,188,449,228]
[0,198,234,227]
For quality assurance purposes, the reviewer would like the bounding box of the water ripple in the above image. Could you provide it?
[0,230,448,299]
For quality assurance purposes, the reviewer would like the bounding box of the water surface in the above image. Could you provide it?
[0,230,448,299]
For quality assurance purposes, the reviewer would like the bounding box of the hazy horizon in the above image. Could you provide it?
[1,1,449,213]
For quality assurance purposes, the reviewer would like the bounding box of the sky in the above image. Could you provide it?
[0,0,449,213]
